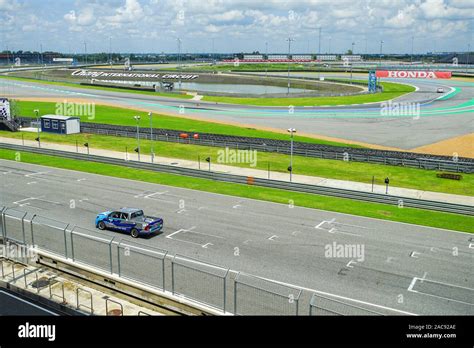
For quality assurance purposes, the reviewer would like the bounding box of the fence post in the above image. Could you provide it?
[21,212,27,244]
[63,224,69,259]
[171,256,175,294]
[233,276,238,314]
[30,214,37,246]
[108,238,114,274]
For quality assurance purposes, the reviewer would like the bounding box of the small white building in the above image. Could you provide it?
[41,115,81,135]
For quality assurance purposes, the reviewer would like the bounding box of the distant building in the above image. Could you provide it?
[341,55,363,61]
[292,55,313,61]
[41,115,80,135]
[268,55,289,61]
[317,55,337,61]
[243,55,264,60]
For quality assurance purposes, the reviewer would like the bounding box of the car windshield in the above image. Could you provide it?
[130,210,144,219]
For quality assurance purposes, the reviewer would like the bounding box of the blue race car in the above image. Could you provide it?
[95,208,163,238]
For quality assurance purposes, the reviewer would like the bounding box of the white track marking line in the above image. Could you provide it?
[410,251,420,258]
[407,277,418,292]
[346,260,356,268]
[25,171,49,178]
[315,221,326,229]
[188,230,224,239]
[202,243,213,249]
[268,235,278,241]
[144,191,168,199]
[27,181,37,185]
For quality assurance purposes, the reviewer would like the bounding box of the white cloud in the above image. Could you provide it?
[420,0,472,19]
[105,0,144,23]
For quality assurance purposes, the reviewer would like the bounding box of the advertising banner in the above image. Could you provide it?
[375,70,452,79]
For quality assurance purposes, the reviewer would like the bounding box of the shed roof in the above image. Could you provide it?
[41,115,80,121]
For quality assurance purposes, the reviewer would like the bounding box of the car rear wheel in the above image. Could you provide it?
[130,228,139,238]
[98,221,106,230]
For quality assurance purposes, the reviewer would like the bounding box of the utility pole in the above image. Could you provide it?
[379,40,384,66]
[467,43,471,73]
[411,36,414,63]
[265,41,268,85]
[177,38,182,89]
[84,41,88,65]
[287,128,296,182]
[318,27,322,55]
[286,37,294,94]
[134,116,141,161]
[328,36,331,55]
[109,36,112,65]
[34,109,40,148]
[149,112,154,163]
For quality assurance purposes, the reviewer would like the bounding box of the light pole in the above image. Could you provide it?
[352,41,355,55]
[177,38,182,89]
[379,40,384,66]
[411,36,414,64]
[34,109,40,147]
[287,37,294,94]
[149,112,154,163]
[318,27,322,55]
[467,43,471,74]
[287,128,296,182]
[84,41,88,65]
[109,37,112,65]
[134,115,141,161]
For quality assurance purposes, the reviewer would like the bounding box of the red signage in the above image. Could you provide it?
[376,70,452,79]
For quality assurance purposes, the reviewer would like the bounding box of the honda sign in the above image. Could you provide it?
[376,70,452,79]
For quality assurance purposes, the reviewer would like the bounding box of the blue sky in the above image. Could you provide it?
[1,0,472,54]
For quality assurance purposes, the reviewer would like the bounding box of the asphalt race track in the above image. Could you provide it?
[0,74,472,149]
[1,160,473,315]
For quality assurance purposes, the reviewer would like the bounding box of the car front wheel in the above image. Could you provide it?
[98,221,106,230]
[130,228,139,238]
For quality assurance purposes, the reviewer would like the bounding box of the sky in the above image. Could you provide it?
[0,0,472,54]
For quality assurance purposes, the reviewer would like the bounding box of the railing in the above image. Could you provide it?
[0,207,418,316]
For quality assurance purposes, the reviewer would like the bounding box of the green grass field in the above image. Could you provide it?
[201,81,415,106]
[14,100,361,148]
[0,149,471,232]
[2,131,472,196]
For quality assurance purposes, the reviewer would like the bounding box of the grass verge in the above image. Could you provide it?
[201,81,415,106]
[2,131,473,196]
[0,149,471,233]
[14,100,361,148]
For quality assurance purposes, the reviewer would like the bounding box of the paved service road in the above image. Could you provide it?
[0,75,472,149]
[0,289,59,315]
[0,160,473,315]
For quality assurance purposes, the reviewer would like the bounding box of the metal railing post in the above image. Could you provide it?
[30,214,37,246]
